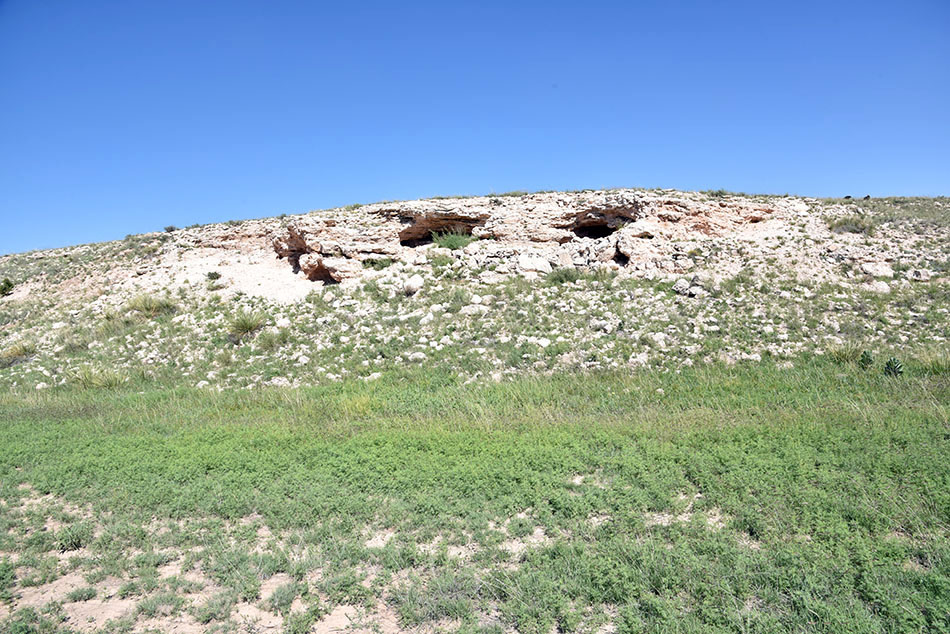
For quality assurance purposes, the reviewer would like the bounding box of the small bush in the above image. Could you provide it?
[828,215,877,235]
[206,271,221,281]
[433,230,476,250]
[229,311,266,340]
[0,278,13,296]
[164,225,179,233]
[127,294,176,318]
[858,350,874,371]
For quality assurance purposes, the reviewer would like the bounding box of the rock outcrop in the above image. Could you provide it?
[270,189,801,283]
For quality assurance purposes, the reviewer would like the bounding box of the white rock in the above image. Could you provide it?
[403,274,424,295]
[408,351,427,362]
[460,304,489,316]
[672,279,691,295]
[860,262,893,278]
[35,382,49,390]
[518,254,552,275]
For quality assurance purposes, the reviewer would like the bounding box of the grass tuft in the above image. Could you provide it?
[828,214,877,235]
[433,230,476,250]
[228,310,266,340]
[126,294,176,318]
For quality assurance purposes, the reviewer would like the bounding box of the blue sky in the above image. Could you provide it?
[1,1,948,254]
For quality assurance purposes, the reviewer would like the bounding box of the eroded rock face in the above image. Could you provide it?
[270,189,795,282]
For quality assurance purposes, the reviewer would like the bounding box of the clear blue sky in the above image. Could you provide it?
[1,1,948,255]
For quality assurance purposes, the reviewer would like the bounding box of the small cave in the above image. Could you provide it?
[613,251,630,266]
[573,224,617,239]
[570,214,631,240]
[398,217,485,247]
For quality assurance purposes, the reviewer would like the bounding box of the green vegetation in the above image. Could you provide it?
[0,359,947,632]
[362,257,393,270]
[0,278,13,296]
[126,294,177,318]
[827,214,877,235]
[433,230,476,250]
[228,310,266,340]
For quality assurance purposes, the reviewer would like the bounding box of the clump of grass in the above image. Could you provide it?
[0,278,13,296]
[0,341,36,368]
[126,294,176,318]
[827,342,863,365]
[229,311,266,341]
[257,328,291,352]
[433,230,476,250]
[193,591,236,624]
[264,582,299,616]
[914,348,950,375]
[66,586,96,602]
[362,257,393,270]
[56,523,92,552]
[0,558,14,604]
[69,366,127,389]
[547,268,582,285]
[546,268,616,286]
[828,214,877,235]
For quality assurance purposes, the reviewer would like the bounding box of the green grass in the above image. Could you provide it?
[0,360,948,632]
[827,214,878,235]
[433,230,476,250]
[126,294,177,318]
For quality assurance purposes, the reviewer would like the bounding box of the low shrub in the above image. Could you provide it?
[0,278,13,296]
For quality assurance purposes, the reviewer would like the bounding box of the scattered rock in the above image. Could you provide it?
[403,274,424,296]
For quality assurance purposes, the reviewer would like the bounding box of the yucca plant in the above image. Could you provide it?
[228,310,266,341]
[858,350,874,371]
[883,357,903,377]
